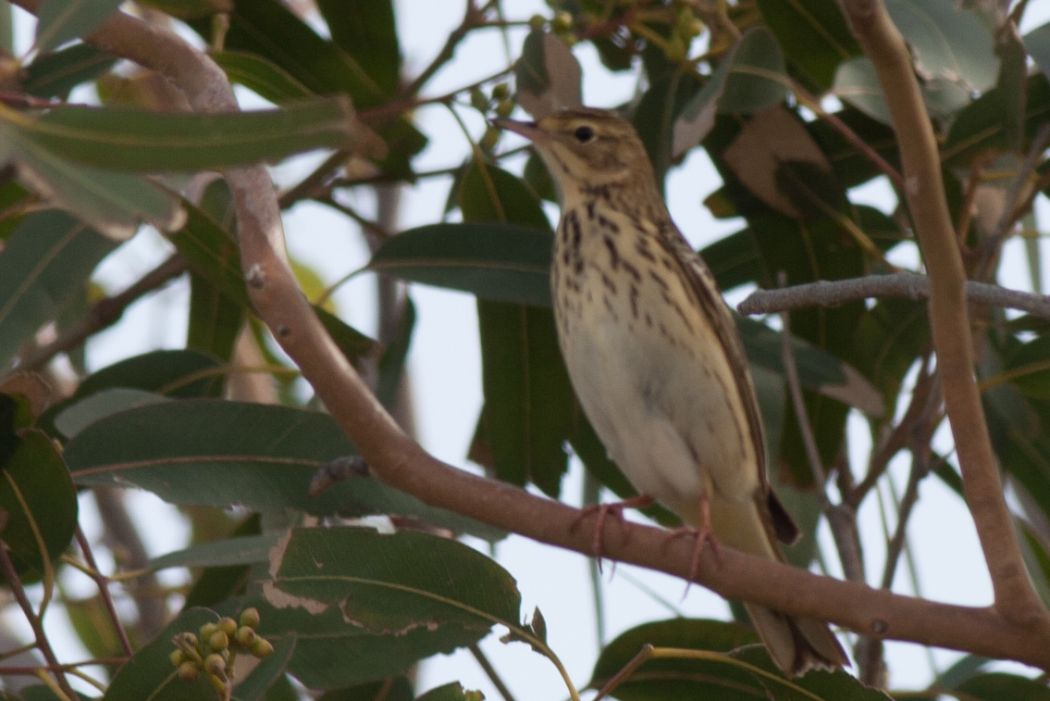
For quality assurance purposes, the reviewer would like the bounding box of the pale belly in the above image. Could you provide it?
[553,263,760,522]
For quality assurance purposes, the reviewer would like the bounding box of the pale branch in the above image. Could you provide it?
[841,0,1044,622]
[30,0,1050,671]
[737,272,1050,319]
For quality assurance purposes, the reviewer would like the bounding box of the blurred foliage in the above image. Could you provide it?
[0,0,1048,699]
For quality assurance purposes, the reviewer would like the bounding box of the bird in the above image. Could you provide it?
[493,107,848,676]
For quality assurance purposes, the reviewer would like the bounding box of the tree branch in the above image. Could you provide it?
[16,254,187,374]
[27,0,1050,671]
[737,272,1050,319]
[840,0,1044,623]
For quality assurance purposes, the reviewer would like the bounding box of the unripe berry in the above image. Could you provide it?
[239,607,260,628]
[205,652,226,676]
[251,638,274,658]
[218,617,237,636]
[236,625,257,647]
[208,630,229,651]
[178,660,199,682]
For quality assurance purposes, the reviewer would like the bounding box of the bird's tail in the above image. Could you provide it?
[708,492,849,675]
[744,603,848,675]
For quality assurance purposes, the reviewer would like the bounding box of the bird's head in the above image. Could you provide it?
[493,108,655,202]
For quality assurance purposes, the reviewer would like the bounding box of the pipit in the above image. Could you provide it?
[494,108,847,675]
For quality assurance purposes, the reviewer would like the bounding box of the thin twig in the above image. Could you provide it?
[0,540,77,700]
[468,643,517,701]
[402,0,482,97]
[849,355,938,507]
[978,122,1050,276]
[738,272,1050,319]
[792,81,905,191]
[14,254,187,374]
[73,528,133,656]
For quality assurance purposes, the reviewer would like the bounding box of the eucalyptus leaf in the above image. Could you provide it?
[35,0,123,53]
[258,527,522,688]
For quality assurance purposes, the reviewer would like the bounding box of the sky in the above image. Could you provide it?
[6,1,1050,699]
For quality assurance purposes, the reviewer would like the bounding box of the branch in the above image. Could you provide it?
[840,0,1044,623]
[737,272,1050,319]
[32,0,1050,670]
[16,254,186,373]
[0,540,77,700]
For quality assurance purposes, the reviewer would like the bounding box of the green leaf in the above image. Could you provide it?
[76,349,225,398]
[4,98,356,172]
[35,0,123,53]
[943,74,1050,166]
[150,534,278,571]
[64,399,501,540]
[369,223,553,307]
[592,619,878,700]
[260,527,522,688]
[756,0,859,90]
[415,683,484,701]
[218,0,386,106]
[738,317,884,417]
[886,0,998,95]
[0,122,184,238]
[24,42,116,98]
[314,306,379,363]
[459,160,572,496]
[317,0,401,97]
[515,29,582,118]
[54,388,170,439]
[234,636,296,701]
[475,303,573,495]
[104,608,219,701]
[211,50,314,103]
[170,199,250,309]
[317,677,414,701]
[376,297,416,412]
[0,430,77,582]
[949,672,1050,701]
[673,27,787,157]
[0,210,116,367]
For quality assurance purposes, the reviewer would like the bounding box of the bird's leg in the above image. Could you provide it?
[667,491,721,589]
[571,494,655,569]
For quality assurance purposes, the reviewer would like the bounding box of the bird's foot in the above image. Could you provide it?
[666,494,720,595]
[571,494,655,571]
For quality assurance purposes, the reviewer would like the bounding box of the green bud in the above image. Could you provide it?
[218,617,237,636]
[552,11,573,32]
[491,82,510,100]
[239,607,260,628]
[528,14,546,30]
[251,638,274,658]
[204,652,226,676]
[208,630,229,651]
[236,625,257,647]
[495,99,514,118]
[169,649,185,668]
[469,86,488,112]
[480,126,500,152]
[178,660,200,682]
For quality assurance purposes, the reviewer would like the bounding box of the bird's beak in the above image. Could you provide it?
[490,117,542,141]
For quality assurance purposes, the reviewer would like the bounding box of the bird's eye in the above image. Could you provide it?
[574,125,595,143]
